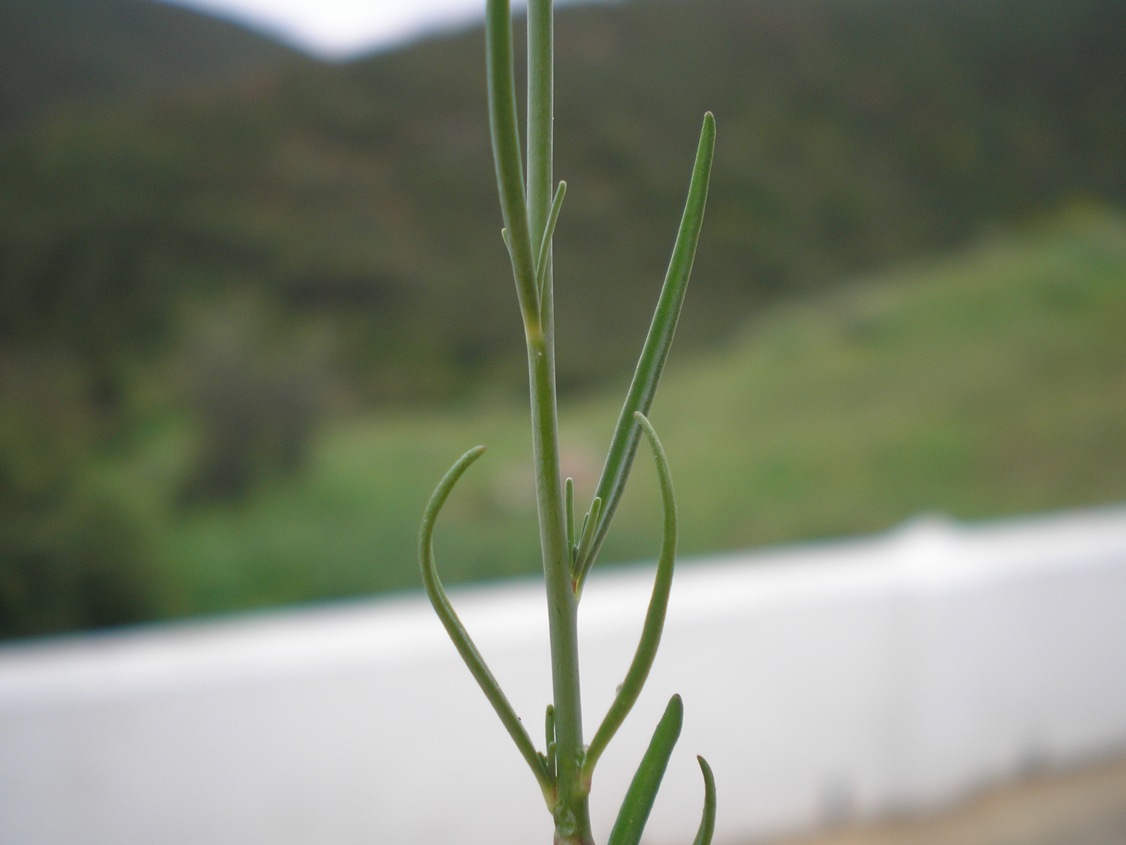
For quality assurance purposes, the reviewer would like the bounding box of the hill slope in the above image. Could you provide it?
[5,206,1124,635]
[2,0,1125,637]
[0,0,308,130]
[125,209,1126,620]
[0,0,1122,402]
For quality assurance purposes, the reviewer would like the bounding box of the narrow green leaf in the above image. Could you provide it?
[606,694,684,845]
[486,0,539,326]
[582,413,677,780]
[419,446,554,806]
[572,495,602,585]
[565,476,576,552]
[692,756,717,845]
[544,704,557,778]
[536,180,568,303]
[575,113,716,589]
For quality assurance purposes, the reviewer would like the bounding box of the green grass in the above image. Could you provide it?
[644,206,1126,550]
[121,207,1126,619]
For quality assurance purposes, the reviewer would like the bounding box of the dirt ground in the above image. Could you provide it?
[759,755,1126,845]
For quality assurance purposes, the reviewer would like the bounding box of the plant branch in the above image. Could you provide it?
[486,0,539,326]
[574,113,716,592]
[419,445,555,806]
[425,3,715,843]
[582,413,678,784]
[524,2,591,841]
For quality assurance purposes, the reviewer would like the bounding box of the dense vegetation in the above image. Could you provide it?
[92,210,1126,622]
[1,0,1123,637]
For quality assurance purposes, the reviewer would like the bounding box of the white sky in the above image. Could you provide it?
[159,0,596,59]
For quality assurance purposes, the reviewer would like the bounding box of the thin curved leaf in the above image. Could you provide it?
[419,445,554,805]
[575,112,716,589]
[544,704,558,780]
[572,496,602,584]
[692,756,717,845]
[564,476,577,560]
[537,180,567,303]
[606,694,684,845]
[582,413,677,781]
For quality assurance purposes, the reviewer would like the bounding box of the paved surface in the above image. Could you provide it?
[763,755,1126,845]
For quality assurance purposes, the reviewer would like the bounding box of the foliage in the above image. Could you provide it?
[0,486,164,638]
[0,349,167,637]
[4,206,1125,638]
[143,207,1126,617]
[176,296,330,503]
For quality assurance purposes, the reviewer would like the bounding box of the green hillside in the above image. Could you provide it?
[2,0,1125,637]
[0,0,308,130]
[84,209,1126,625]
[1,0,1122,401]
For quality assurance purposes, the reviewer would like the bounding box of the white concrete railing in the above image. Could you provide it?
[2,505,1125,845]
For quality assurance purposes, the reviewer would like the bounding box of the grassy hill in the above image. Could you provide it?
[92,208,1126,622]
[0,0,308,130]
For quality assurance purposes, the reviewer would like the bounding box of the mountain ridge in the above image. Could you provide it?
[0,0,310,131]
[2,0,1121,405]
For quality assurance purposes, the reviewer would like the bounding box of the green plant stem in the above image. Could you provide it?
[527,0,553,242]
[529,328,591,844]
[446,3,711,842]
[525,3,592,843]
[485,0,538,325]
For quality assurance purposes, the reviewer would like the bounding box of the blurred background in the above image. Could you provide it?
[1,0,1122,640]
[1,0,1125,843]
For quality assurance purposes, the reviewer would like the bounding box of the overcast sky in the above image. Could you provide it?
[160,0,599,59]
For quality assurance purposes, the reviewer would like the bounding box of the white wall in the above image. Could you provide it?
[2,505,1125,845]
